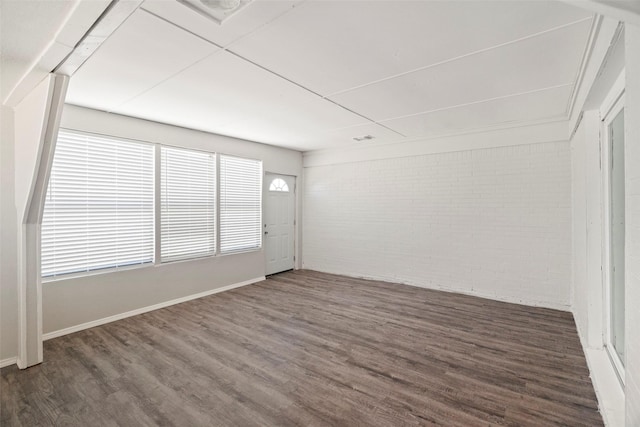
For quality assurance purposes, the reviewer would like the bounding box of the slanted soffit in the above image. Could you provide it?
[64,0,596,152]
[0,0,112,106]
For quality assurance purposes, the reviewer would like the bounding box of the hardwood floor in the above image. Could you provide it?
[1,270,602,426]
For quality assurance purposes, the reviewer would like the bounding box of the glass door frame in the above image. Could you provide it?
[600,71,626,386]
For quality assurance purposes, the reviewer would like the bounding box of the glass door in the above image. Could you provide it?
[603,95,625,383]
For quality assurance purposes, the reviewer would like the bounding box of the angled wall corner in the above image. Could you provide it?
[14,74,69,368]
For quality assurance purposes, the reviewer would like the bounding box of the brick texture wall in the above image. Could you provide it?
[303,141,572,309]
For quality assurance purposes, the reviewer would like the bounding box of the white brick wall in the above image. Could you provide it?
[303,141,572,309]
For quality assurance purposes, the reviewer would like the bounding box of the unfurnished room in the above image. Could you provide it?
[0,0,639,425]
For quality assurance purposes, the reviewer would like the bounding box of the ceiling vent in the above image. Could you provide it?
[176,0,253,25]
[352,135,375,142]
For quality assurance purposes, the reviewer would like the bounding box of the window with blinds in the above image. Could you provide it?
[219,155,262,254]
[41,130,154,278]
[161,146,216,262]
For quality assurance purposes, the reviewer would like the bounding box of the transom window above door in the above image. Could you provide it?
[269,178,289,192]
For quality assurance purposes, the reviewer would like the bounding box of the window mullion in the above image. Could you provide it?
[216,152,221,256]
[154,144,161,264]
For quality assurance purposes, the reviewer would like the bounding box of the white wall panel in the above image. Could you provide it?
[624,23,640,427]
[0,106,18,363]
[570,118,588,340]
[303,141,572,309]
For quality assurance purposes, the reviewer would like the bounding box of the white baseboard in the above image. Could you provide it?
[305,267,571,312]
[43,276,265,341]
[573,313,625,427]
[0,357,17,368]
[402,280,571,312]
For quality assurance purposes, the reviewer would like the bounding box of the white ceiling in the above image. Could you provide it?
[0,0,77,98]
[65,0,594,152]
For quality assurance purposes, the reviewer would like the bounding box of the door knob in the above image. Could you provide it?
[264,231,268,235]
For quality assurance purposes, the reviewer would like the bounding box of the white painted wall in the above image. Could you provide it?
[37,105,303,336]
[570,22,640,427]
[570,118,588,339]
[571,110,605,348]
[623,22,640,427]
[0,105,18,364]
[14,77,52,228]
[570,110,624,426]
[2,74,67,368]
[303,139,572,309]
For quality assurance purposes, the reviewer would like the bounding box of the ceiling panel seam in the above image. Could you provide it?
[140,7,225,49]
[101,3,307,112]
[53,1,144,78]
[106,4,406,137]
[140,0,308,51]
[110,48,224,112]
[375,83,574,124]
[225,50,406,137]
[325,16,594,98]
[130,6,406,137]
[219,0,309,50]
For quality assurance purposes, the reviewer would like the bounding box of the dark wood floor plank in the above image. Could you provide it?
[1,270,602,426]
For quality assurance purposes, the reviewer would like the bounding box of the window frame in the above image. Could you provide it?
[42,130,265,281]
[218,153,263,255]
[41,128,156,282]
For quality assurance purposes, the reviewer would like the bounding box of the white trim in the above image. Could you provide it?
[561,1,640,27]
[303,120,568,168]
[405,282,571,312]
[55,1,143,76]
[3,1,112,106]
[0,357,18,369]
[566,15,602,121]
[42,276,265,341]
[600,70,626,118]
[600,86,626,386]
[567,18,621,139]
[574,319,625,427]
[154,143,162,264]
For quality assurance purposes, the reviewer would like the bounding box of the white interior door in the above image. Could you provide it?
[264,174,295,275]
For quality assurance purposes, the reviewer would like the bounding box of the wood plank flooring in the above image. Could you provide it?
[1,270,602,426]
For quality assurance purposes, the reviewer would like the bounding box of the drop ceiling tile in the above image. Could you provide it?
[381,85,572,138]
[66,9,219,111]
[329,19,591,122]
[229,0,592,95]
[115,50,368,145]
[140,0,303,47]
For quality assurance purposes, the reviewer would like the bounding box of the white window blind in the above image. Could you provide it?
[219,155,262,254]
[41,130,154,278]
[161,146,216,262]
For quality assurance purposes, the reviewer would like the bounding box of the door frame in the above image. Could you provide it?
[599,70,625,385]
[263,172,298,274]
